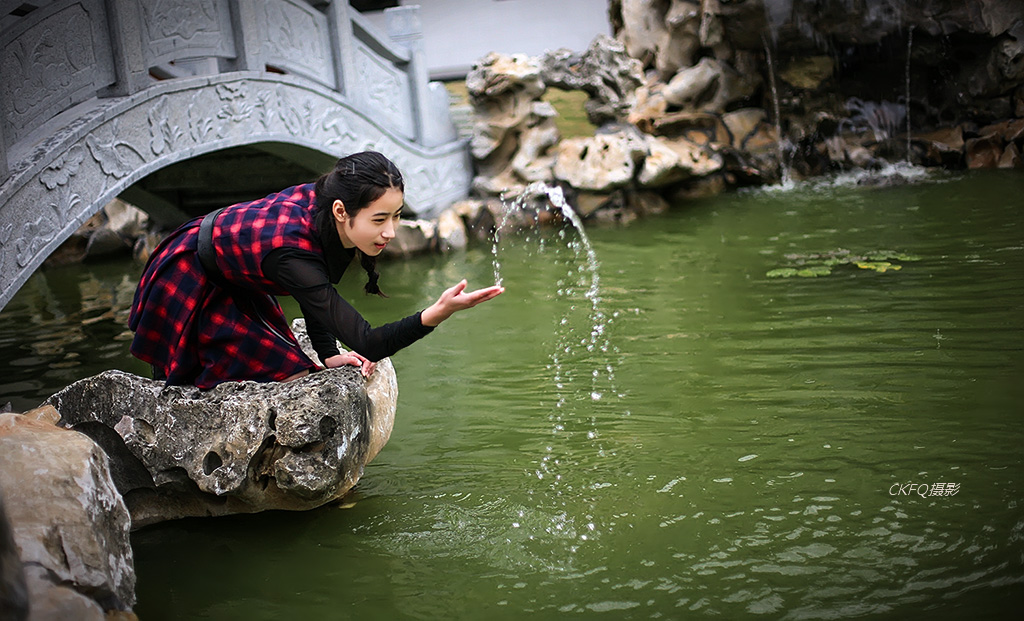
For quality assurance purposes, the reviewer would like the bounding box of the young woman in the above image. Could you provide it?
[129,151,503,388]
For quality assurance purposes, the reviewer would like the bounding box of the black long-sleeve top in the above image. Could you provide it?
[261,244,433,364]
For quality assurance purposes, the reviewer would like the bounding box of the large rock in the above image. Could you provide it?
[45,324,398,529]
[0,490,29,621]
[466,52,546,164]
[541,35,645,126]
[662,56,760,113]
[0,407,135,619]
[553,129,649,192]
[638,135,723,187]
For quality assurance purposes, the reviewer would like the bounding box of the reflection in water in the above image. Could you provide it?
[3,171,1023,619]
[0,262,148,410]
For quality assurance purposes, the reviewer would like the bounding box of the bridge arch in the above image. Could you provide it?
[1,1,470,311]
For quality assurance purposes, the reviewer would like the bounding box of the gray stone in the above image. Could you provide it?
[0,408,135,617]
[638,135,722,187]
[541,35,645,126]
[0,490,29,621]
[553,131,648,192]
[44,323,398,529]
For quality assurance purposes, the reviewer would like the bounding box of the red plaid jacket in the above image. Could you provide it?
[129,184,323,388]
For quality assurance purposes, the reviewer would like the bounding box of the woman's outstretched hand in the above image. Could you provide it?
[421,280,504,327]
[324,351,376,377]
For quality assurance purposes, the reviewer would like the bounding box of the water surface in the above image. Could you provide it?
[1,170,1021,619]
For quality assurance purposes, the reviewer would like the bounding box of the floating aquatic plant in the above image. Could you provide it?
[766,249,919,278]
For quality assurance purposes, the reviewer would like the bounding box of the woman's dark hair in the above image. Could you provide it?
[314,151,404,296]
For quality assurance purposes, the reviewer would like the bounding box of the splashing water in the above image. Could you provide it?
[490,182,625,557]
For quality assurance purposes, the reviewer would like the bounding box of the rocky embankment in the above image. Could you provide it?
[0,321,395,618]
[454,0,1023,229]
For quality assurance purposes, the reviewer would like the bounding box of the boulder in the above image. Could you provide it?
[0,407,135,618]
[966,135,1004,168]
[553,129,648,192]
[541,35,645,126]
[44,324,398,528]
[613,0,670,68]
[722,108,768,148]
[638,135,723,187]
[656,0,703,79]
[0,488,29,621]
[466,52,546,163]
[997,141,1023,168]
[662,56,760,113]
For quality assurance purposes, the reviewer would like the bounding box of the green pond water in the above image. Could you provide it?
[1,169,1022,619]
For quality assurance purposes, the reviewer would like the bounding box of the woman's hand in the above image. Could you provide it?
[420,280,504,327]
[324,352,376,377]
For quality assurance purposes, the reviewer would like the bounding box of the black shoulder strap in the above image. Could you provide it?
[197,207,228,288]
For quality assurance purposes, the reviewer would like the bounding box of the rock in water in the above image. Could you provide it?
[0,408,135,618]
[45,342,398,529]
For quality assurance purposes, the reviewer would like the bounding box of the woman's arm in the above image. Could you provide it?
[420,279,505,327]
[263,248,434,363]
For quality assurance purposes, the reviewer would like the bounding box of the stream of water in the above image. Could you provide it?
[1,170,1022,619]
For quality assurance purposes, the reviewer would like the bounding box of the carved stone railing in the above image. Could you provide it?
[0,0,469,311]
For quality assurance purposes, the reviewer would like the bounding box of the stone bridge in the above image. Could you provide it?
[0,0,471,311]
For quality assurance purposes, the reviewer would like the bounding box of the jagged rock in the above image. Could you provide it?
[613,0,670,68]
[510,115,560,183]
[541,35,645,126]
[966,135,1004,168]
[997,141,1023,168]
[44,324,398,528]
[914,126,966,166]
[628,82,670,133]
[45,199,150,267]
[0,407,135,618]
[553,129,648,192]
[722,108,768,148]
[662,56,760,113]
[656,0,703,79]
[466,52,545,164]
[638,135,722,187]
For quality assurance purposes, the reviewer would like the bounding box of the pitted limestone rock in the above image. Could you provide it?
[45,325,397,529]
[0,407,135,617]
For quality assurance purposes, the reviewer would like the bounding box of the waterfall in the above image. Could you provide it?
[905,25,914,164]
[762,32,792,186]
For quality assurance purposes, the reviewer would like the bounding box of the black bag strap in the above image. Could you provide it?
[196,207,293,345]
[197,207,227,288]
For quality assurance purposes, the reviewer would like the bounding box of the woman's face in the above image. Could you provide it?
[333,187,403,256]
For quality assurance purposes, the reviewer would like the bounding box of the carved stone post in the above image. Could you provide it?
[326,0,357,98]
[229,0,264,72]
[384,6,431,145]
[100,0,147,97]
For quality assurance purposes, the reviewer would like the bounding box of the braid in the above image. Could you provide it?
[359,250,387,298]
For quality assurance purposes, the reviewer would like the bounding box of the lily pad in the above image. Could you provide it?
[767,248,917,278]
[766,268,799,278]
[855,261,902,272]
[796,265,834,277]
